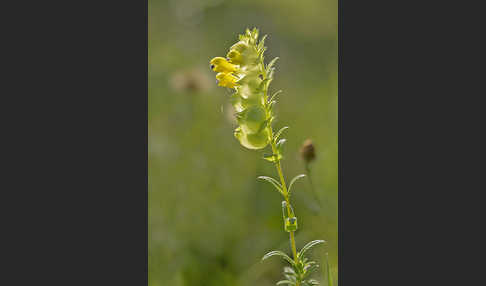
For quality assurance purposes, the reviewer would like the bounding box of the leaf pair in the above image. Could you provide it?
[273,126,288,143]
[258,173,306,197]
[262,240,326,286]
[262,250,296,267]
[297,240,326,259]
[261,126,287,163]
[258,176,284,196]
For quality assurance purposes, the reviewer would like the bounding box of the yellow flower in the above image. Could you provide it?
[210,28,271,150]
[210,57,238,73]
[216,72,238,88]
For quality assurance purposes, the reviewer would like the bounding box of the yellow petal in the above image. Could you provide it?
[210,57,238,73]
[216,72,238,88]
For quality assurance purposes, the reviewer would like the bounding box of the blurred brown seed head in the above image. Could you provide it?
[169,68,212,93]
[300,139,316,163]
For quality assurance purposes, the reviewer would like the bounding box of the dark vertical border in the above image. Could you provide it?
[3,0,149,284]
[338,0,343,284]
[337,0,480,284]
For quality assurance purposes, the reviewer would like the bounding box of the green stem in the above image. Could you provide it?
[269,129,298,264]
[262,61,299,285]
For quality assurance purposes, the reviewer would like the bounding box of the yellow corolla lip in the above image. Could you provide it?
[216,72,238,88]
[210,57,238,73]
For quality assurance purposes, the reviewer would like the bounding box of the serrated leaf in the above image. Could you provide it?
[258,176,283,194]
[288,174,306,193]
[262,250,296,266]
[298,240,326,258]
[274,126,289,142]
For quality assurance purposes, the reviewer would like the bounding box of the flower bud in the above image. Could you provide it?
[300,139,316,163]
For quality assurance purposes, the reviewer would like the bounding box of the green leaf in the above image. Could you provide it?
[268,67,275,80]
[257,176,283,194]
[252,27,259,40]
[259,47,267,58]
[262,250,296,266]
[276,281,295,285]
[283,267,296,275]
[276,138,287,152]
[274,126,289,142]
[259,78,271,91]
[268,100,276,112]
[284,273,297,282]
[269,90,283,103]
[266,57,279,74]
[298,240,326,258]
[288,174,306,193]
[258,34,267,52]
[303,261,319,276]
[307,279,320,285]
[263,153,282,163]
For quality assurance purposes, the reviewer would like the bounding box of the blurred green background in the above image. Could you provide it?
[149,0,337,285]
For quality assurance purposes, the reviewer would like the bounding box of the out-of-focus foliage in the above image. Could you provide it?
[149,0,337,285]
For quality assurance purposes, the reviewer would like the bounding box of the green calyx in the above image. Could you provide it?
[230,29,269,149]
[230,28,272,149]
[234,127,270,150]
[236,106,266,134]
